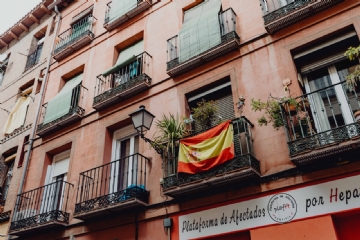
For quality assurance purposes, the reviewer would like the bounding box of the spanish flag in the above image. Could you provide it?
[178,120,234,174]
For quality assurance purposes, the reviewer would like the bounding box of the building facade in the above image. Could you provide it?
[0,0,360,239]
[0,1,56,238]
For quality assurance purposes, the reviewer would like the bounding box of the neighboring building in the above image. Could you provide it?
[0,0,59,238]
[1,0,360,239]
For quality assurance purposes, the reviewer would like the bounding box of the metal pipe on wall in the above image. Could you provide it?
[8,3,62,239]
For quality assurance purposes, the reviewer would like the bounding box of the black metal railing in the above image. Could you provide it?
[280,81,360,155]
[37,84,87,132]
[162,117,260,190]
[74,153,150,215]
[9,181,73,232]
[94,52,152,104]
[104,0,151,24]
[25,43,43,71]
[166,8,237,65]
[54,14,94,54]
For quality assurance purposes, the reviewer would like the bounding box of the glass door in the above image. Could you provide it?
[111,129,139,193]
[303,59,360,135]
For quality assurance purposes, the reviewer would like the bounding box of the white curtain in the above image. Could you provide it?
[179,0,222,63]
[3,96,31,134]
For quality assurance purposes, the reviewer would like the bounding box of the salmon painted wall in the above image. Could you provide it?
[19,0,360,239]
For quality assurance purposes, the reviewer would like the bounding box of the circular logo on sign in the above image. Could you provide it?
[267,193,297,223]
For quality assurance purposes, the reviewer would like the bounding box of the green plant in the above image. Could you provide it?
[151,113,188,159]
[344,46,360,90]
[192,99,219,129]
[250,96,301,130]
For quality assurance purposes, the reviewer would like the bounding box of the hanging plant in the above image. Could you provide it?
[344,46,360,90]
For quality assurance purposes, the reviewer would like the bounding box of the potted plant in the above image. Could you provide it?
[151,113,188,162]
[344,46,360,90]
[250,96,302,130]
[293,117,309,137]
[191,99,220,130]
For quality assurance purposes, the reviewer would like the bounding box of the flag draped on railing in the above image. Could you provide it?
[178,120,234,174]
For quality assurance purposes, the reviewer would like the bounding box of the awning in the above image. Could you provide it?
[102,40,144,76]
[179,0,222,63]
[2,97,31,134]
[108,0,138,24]
[43,74,83,124]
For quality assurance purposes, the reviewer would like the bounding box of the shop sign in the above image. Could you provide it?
[179,174,360,239]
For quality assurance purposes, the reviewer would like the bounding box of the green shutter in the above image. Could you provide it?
[108,0,138,23]
[179,0,222,63]
[43,74,83,124]
[102,40,144,76]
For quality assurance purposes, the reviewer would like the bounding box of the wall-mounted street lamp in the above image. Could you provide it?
[129,105,162,155]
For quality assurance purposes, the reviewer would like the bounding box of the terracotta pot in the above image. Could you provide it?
[354,110,360,122]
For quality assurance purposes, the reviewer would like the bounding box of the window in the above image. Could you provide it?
[42,150,70,213]
[187,80,235,132]
[111,126,140,192]
[102,40,144,86]
[2,89,31,135]
[0,54,9,86]
[178,0,222,63]
[1,154,15,203]
[286,28,360,144]
[43,73,83,124]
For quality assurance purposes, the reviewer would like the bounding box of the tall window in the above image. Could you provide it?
[1,154,15,203]
[111,126,140,192]
[0,54,9,86]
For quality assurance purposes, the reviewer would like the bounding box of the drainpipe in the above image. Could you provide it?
[8,4,61,239]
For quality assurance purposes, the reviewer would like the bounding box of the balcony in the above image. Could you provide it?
[166,8,240,78]
[74,153,150,220]
[9,181,73,236]
[53,14,95,61]
[281,82,360,166]
[24,43,43,72]
[93,52,152,111]
[37,84,87,137]
[261,0,344,34]
[161,117,260,198]
[103,0,152,31]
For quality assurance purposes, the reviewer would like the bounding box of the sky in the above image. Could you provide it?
[0,0,42,35]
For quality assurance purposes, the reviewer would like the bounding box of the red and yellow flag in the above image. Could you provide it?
[178,120,234,174]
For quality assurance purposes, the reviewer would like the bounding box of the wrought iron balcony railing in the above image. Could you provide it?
[281,81,360,165]
[166,8,240,77]
[161,117,260,198]
[53,14,95,61]
[25,43,43,72]
[37,84,87,137]
[93,52,152,110]
[9,181,73,235]
[103,0,153,31]
[261,0,344,34]
[74,153,150,220]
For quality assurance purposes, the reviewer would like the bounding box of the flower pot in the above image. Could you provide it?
[282,103,297,116]
[354,110,360,122]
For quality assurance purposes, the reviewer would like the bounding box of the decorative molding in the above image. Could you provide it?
[0,124,32,144]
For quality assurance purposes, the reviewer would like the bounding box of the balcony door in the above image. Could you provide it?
[41,150,70,215]
[111,127,139,193]
[303,59,360,134]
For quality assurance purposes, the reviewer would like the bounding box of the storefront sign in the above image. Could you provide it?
[179,174,360,239]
